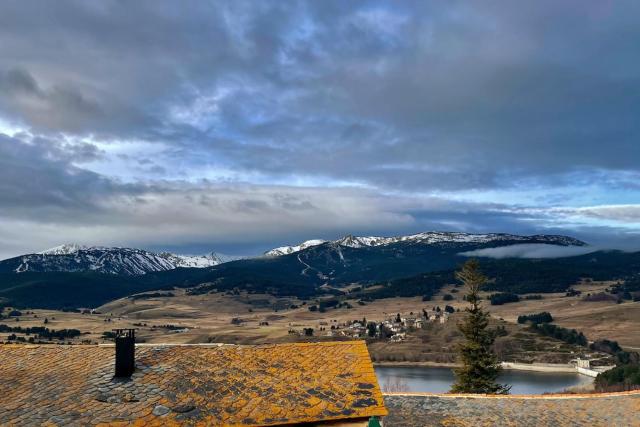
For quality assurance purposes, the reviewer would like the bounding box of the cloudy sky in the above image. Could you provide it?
[1,0,639,259]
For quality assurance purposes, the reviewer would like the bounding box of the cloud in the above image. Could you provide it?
[460,244,598,259]
[0,132,582,258]
[557,205,640,224]
[0,133,136,218]
[0,179,447,259]
[0,1,639,257]
[0,1,638,190]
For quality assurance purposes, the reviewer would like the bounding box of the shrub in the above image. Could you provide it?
[489,293,520,305]
[517,312,553,324]
[529,323,587,346]
[101,331,116,340]
[590,339,639,364]
[319,299,339,311]
[596,364,640,392]
[565,288,581,297]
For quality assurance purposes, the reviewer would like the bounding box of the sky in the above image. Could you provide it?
[0,0,639,259]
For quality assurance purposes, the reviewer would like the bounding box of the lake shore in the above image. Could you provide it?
[375,363,595,395]
[375,360,584,375]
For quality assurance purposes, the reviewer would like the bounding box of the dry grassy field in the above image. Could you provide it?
[484,282,640,349]
[0,291,433,345]
[1,281,637,358]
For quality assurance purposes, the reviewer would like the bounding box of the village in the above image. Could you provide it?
[288,305,453,342]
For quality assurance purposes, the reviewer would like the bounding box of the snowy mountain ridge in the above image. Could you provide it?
[8,245,230,276]
[39,244,92,255]
[264,232,586,257]
[265,239,328,256]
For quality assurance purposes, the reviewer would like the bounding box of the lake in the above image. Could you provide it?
[375,366,592,395]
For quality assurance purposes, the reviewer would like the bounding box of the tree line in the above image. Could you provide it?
[0,324,81,340]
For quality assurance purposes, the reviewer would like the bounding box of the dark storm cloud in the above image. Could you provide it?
[0,133,134,217]
[1,0,638,190]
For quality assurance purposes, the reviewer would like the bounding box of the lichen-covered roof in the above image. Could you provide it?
[0,341,386,426]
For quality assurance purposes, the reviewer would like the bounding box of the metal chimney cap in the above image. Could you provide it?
[112,328,136,338]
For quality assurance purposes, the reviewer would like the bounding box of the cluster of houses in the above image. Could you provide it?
[319,307,452,342]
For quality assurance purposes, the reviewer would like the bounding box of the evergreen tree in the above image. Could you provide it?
[451,259,510,394]
[366,322,377,337]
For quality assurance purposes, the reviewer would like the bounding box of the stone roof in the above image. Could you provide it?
[383,391,640,426]
[0,341,386,426]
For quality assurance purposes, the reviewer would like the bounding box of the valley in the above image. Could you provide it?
[2,280,636,365]
[1,232,638,377]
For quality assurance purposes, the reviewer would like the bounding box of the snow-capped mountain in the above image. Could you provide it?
[3,245,230,276]
[157,251,231,268]
[265,239,328,256]
[265,232,585,256]
[39,243,90,255]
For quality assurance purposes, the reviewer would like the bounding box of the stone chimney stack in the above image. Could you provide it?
[114,329,135,377]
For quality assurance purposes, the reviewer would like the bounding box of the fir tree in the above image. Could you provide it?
[451,259,510,394]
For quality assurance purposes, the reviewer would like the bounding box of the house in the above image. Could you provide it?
[390,324,402,334]
[400,317,416,328]
[576,358,591,369]
[0,333,387,426]
[389,333,405,343]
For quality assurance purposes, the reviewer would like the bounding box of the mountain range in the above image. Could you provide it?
[195,232,599,299]
[0,244,229,276]
[264,232,584,256]
[1,231,638,310]
[0,233,585,276]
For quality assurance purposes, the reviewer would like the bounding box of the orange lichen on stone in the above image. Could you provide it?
[0,341,386,426]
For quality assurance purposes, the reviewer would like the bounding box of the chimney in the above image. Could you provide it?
[114,329,135,377]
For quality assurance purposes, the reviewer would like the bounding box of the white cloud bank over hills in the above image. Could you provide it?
[460,244,599,259]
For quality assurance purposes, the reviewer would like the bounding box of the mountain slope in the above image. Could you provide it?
[254,232,587,286]
[0,245,227,276]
